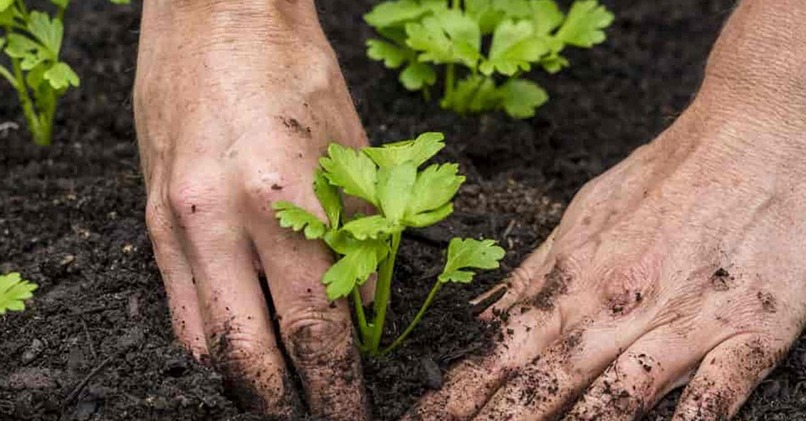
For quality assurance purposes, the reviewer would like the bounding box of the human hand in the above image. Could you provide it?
[408,0,806,419]
[134,1,368,418]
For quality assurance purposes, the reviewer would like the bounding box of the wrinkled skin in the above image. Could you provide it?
[408,0,806,420]
[134,1,369,419]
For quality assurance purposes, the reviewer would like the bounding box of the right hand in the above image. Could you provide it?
[133,1,369,418]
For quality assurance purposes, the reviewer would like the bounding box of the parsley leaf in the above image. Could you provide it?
[44,61,78,89]
[499,78,549,118]
[364,132,445,168]
[480,19,549,76]
[320,143,378,206]
[313,170,342,229]
[0,272,38,315]
[406,163,465,216]
[377,162,417,223]
[399,61,437,90]
[367,39,410,69]
[272,201,327,239]
[406,9,482,67]
[530,0,565,35]
[556,0,614,48]
[0,0,12,13]
[365,0,446,29]
[439,238,505,283]
[323,241,388,300]
[342,215,401,240]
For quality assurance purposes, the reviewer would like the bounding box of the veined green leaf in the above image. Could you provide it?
[313,170,342,228]
[0,272,38,315]
[342,215,401,240]
[44,61,79,89]
[320,143,378,206]
[530,0,565,35]
[50,0,70,8]
[363,132,445,168]
[405,9,481,67]
[399,61,437,91]
[403,202,453,227]
[480,19,549,76]
[364,0,446,29]
[27,11,63,56]
[438,238,505,283]
[272,201,327,240]
[0,0,12,13]
[377,162,417,223]
[406,163,465,216]
[499,78,548,118]
[323,241,387,300]
[555,0,614,48]
[367,39,410,69]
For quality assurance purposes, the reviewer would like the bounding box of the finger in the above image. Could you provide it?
[566,328,703,421]
[145,196,207,357]
[472,227,558,319]
[474,316,647,421]
[170,181,298,417]
[405,303,565,420]
[251,192,368,419]
[672,335,784,421]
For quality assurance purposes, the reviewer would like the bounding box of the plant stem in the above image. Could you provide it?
[56,5,66,21]
[351,286,369,341]
[7,45,43,144]
[445,63,455,102]
[366,232,401,354]
[451,0,461,9]
[380,279,442,356]
[0,65,17,88]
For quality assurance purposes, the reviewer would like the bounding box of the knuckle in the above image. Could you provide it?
[242,170,287,210]
[280,309,352,364]
[167,172,225,217]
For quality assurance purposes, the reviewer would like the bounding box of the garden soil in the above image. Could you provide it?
[2,0,804,420]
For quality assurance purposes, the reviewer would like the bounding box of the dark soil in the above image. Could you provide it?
[2,0,804,420]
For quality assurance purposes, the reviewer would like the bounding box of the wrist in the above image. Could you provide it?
[141,0,325,46]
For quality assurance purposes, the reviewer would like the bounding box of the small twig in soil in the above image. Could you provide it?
[500,219,516,241]
[79,317,96,359]
[63,356,114,406]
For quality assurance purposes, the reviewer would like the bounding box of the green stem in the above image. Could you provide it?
[380,279,442,356]
[445,63,455,102]
[451,0,461,9]
[351,286,369,343]
[56,6,66,21]
[0,65,17,88]
[366,232,401,354]
[7,49,43,143]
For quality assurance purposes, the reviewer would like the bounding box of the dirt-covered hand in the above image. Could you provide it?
[407,0,806,419]
[133,1,368,418]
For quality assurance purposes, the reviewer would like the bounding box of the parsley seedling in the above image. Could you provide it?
[0,272,37,315]
[0,0,129,145]
[274,132,505,355]
[365,0,614,118]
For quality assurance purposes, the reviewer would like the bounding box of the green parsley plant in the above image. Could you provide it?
[0,272,37,315]
[365,0,614,118]
[0,0,129,146]
[273,132,505,355]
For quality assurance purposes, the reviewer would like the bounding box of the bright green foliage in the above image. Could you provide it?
[0,272,37,315]
[273,132,504,355]
[0,0,130,145]
[364,0,613,118]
